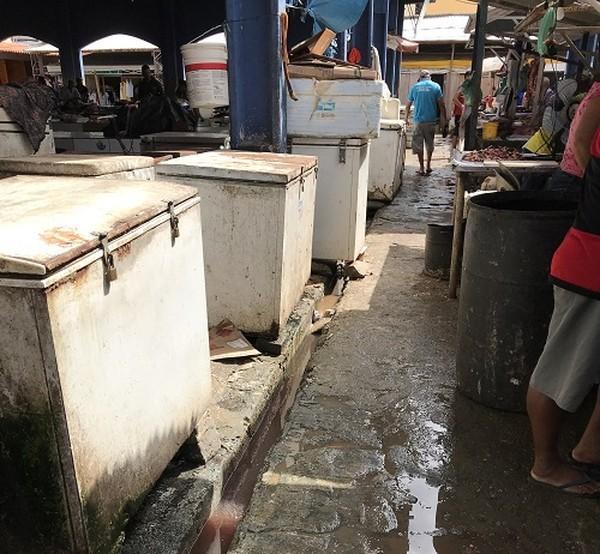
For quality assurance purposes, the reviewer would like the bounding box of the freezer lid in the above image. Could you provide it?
[0,175,197,277]
[157,150,318,184]
[0,154,155,176]
[142,129,229,141]
[380,119,403,130]
[291,137,369,147]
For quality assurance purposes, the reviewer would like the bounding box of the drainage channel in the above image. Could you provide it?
[191,333,317,554]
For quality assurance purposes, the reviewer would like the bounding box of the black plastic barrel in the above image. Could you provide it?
[424,223,454,280]
[456,191,577,412]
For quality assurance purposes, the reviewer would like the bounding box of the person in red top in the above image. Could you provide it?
[528,96,600,496]
[545,80,600,192]
[451,71,470,151]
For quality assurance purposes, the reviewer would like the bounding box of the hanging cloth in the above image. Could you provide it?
[307,0,370,33]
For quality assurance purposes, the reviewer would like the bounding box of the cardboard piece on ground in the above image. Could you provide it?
[345,260,371,280]
[311,317,332,334]
[316,295,340,314]
[209,319,261,361]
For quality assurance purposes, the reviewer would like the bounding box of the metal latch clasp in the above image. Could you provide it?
[338,139,347,164]
[168,201,180,241]
[98,233,118,282]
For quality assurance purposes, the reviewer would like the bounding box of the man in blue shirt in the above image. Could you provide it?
[406,70,447,176]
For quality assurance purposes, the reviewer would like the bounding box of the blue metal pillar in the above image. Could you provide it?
[337,31,348,61]
[386,0,399,95]
[226,0,287,152]
[373,0,389,77]
[351,0,374,67]
[394,4,405,93]
[159,0,184,96]
[57,0,83,82]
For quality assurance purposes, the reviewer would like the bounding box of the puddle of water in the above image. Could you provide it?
[399,475,441,554]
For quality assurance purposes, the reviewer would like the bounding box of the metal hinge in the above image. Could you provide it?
[98,233,118,282]
[168,201,180,242]
[338,139,347,164]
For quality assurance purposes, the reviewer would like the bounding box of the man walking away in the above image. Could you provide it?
[527,98,600,497]
[406,70,446,176]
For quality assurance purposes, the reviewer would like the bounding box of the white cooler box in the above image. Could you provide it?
[0,107,54,157]
[157,150,318,337]
[368,119,407,202]
[288,78,384,139]
[0,153,156,180]
[291,138,370,262]
[0,176,211,553]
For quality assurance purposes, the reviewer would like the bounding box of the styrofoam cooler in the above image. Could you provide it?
[157,150,318,337]
[0,176,211,553]
[288,78,384,139]
[0,153,156,180]
[368,119,407,202]
[291,138,370,262]
[0,107,54,157]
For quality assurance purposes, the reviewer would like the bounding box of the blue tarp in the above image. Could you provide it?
[307,0,369,33]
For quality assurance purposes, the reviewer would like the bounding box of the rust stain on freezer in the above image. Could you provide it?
[115,243,132,260]
[39,227,86,247]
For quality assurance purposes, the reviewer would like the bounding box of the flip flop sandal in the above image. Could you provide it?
[529,472,600,498]
[569,452,600,475]
[417,171,427,176]
[426,169,433,175]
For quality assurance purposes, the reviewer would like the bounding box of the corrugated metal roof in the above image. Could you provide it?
[403,15,471,43]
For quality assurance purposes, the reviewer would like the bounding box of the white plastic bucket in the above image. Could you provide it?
[181,33,229,118]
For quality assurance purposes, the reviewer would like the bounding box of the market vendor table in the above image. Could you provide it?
[448,155,560,299]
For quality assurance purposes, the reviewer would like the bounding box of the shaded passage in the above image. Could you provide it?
[230,146,600,554]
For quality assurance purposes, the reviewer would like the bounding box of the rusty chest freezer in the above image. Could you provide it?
[157,150,318,337]
[0,175,212,553]
[0,153,156,180]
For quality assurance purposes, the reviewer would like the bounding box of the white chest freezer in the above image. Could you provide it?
[0,107,54,157]
[291,137,370,262]
[0,176,211,553]
[288,78,384,139]
[368,119,407,202]
[53,131,142,155]
[0,153,156,180]
[157,150,318,337]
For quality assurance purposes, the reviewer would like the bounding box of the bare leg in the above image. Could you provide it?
[573,388,600,463]
[417,152,425,174]
[528,386,600,493]
[426,149,433,173]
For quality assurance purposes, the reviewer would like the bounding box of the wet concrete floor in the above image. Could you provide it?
[229,143,600,554]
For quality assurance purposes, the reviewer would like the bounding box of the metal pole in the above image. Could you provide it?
[386,0,399,94]
[395,3,405,90]
[352,0,374,67]
[373,0,390,77]
[465,0,487,151]
[337,31,348,61]
[225,0,287,152]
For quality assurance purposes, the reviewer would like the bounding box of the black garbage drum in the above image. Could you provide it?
[456,191,577,412]
[424,223,453,280]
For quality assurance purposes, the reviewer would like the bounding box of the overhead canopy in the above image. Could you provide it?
[403,15,471,44]
[387,35,419,53]
[28,34,159,54]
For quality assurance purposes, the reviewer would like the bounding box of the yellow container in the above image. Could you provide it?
[482,120,499,140]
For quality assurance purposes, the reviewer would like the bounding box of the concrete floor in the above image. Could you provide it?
[229,143,600,554]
